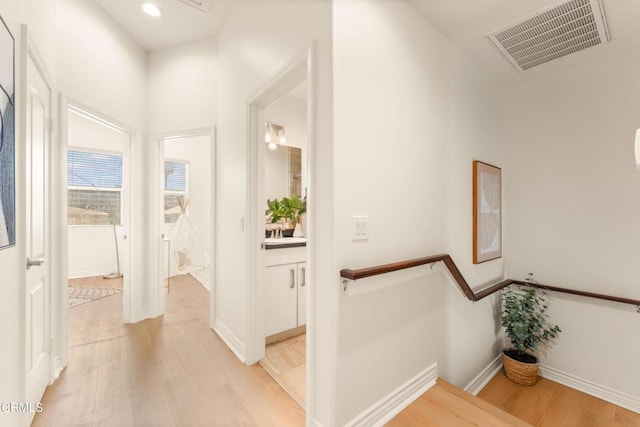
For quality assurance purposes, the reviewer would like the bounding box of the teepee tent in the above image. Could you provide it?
[167,197,209,277]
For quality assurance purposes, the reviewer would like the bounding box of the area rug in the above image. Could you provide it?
[68,287,122,307]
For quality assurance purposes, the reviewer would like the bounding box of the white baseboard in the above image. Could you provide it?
[345,363,438,427]
[189,269,210,291]
[68,268,116,280]
[465,354,503,395]
[540,365,640,414]
[52,356,65,381]
[212,319,246,363]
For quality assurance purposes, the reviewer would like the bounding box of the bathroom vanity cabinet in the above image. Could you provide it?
[264,246,307,337]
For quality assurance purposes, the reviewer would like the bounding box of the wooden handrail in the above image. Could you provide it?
[511,280,640,307]
[339,255,640,307]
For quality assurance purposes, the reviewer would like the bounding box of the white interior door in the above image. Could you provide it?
[24,52,51,413]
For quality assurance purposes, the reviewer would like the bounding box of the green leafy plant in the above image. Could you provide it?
[501,284,561,363]
[266,194,306,226]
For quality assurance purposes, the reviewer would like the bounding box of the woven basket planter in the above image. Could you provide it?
[502,351,539,386]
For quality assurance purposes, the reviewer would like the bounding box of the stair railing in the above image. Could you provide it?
[340,254,640,310]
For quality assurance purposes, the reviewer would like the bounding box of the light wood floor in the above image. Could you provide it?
[391,374,640,426]
[259,334,306,408]
[33,275,304,427]
[68,275,123,290]
[477,371,640,427]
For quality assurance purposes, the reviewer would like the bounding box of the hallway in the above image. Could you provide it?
[33,275,303,426]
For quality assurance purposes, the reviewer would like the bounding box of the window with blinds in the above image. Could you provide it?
[68,150,123,225]
[164,160,188,224]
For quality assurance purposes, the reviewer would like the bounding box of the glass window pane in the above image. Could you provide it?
[68,150,122,189]
[67,150,123,225]
[164,161,186,192]
[68,189,121,225]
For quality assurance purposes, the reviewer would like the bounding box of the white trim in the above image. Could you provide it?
[19,27,56,427]
[59,96,138,322]
[64,98,137,134]
[311,421,325,427]
[464,357,640,414]
[464,354,503,395]
[52,356,64,380]
[246,46,312,367]
[56,95,70,371]
[345,363,438,427]
[212,320,246,363]
[189,269,210,291]
[68,268,120,280]
[540,364,640,414]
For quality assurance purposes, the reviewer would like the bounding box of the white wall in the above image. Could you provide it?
[215,1,334,424]
[0,0,56,424]
[56,0,146,128]
[333,0,505,423]
[147,37,217,134]
[57,0,148,322]
[504,49,640,400]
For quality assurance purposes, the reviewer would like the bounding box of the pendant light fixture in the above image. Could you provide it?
[265,122,286,150]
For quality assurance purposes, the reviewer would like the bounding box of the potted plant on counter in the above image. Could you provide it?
[501,276,561,385]
[266,194,306,237]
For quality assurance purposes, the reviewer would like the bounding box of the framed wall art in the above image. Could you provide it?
[473,160,501,264]
[0,14,15,249]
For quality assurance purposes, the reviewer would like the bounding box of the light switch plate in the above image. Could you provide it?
[352,216,369,241]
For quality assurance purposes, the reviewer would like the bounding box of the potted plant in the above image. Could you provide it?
[501,278,561,385]
[266,194,306,237]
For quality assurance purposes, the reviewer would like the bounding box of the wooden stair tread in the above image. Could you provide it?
[436,379,531,426]
[388,378,532,427]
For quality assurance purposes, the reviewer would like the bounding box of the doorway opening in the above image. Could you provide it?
[156,129,215,322]
[62,102,133,321]
[247,48,314,411]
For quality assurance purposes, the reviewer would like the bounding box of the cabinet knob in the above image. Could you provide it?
[300,267,306,287]
[290,269,295,288]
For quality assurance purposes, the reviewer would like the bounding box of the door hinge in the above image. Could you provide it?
[48,118,54,134]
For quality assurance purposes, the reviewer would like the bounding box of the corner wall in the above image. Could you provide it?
[333,0,505,423]
[504,48,640,402]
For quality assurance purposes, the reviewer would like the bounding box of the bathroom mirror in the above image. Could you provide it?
[265,145,302,201]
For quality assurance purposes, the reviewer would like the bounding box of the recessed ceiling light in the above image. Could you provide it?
[141,2,163,17]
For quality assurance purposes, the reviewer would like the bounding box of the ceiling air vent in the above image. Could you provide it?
[177,0,213,13]
[486,0,610,72]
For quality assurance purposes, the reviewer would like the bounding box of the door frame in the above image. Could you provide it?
[246,44,316,407]
[55,95,138,371]
[151,127,216,320]
[18,26,55,426]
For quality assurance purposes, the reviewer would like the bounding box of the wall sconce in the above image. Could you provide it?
[635,129,640,169]
[265,122,286,150]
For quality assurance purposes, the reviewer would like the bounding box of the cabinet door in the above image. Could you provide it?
[265,264,298,336]
[297,262,307,327]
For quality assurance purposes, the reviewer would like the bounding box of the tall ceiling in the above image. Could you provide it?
[94,0,236,52]
[407,0,640,86]
[96,0,640,85]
